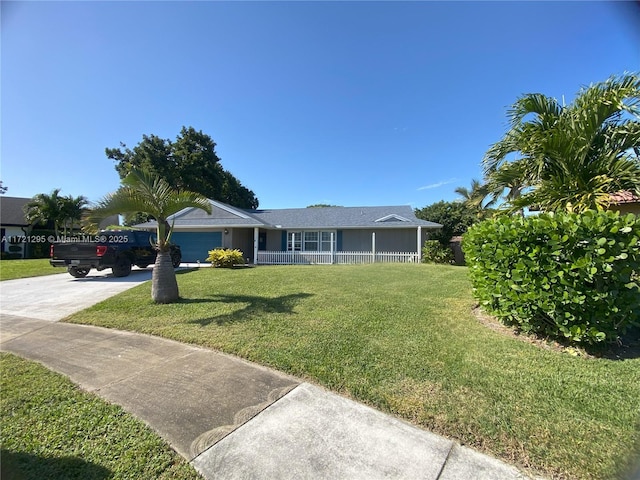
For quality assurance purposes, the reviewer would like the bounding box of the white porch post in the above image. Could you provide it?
[253,227,259,265]
[417,226,422,263]
[372,232,376,263]
[331,232,335,264]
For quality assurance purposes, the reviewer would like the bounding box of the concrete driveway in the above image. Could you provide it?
[0,268,153,321]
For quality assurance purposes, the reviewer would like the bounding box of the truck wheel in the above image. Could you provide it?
[171,252,182,268]
[68,267,90,278]
[112,258,132,277]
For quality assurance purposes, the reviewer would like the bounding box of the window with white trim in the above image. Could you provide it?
[304,231,318,251]
[320,231,333,251]
[287,232,302,251]
[287,231,335,252]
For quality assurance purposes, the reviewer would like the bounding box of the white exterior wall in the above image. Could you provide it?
[2,226,29,258]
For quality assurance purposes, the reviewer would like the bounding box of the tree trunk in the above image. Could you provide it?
[152,250,179,304]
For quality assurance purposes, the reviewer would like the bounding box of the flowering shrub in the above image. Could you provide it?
[206,248,245,268]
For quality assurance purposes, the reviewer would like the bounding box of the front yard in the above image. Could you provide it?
[0,258,60,281]
[64,264,639,480]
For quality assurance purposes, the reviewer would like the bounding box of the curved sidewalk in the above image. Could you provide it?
[1,314,538,480]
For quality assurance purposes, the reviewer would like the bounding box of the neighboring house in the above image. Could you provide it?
[608,191,640,215]
[0,196,33,258]
[136,201,442,264]
[0,195,119,259]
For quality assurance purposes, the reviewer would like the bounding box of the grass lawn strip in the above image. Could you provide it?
[65,264,640,480]
[0,353,203,480]
[0,259,61,281]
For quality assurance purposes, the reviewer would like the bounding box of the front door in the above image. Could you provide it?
[258,232,267,251]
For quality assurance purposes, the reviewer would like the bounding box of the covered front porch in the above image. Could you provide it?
[256,250,420,265]
[245,227,425,265]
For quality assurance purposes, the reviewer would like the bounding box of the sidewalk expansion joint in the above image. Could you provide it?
[0,323,51,345]
[434,442,455,480]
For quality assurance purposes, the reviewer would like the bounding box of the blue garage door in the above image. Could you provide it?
[171,232,222,262]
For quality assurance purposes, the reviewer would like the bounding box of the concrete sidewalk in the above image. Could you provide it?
[1,314,537,479]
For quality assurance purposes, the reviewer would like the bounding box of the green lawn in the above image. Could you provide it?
[0,258,61,281]
[0,353,202,480]
[65,264,640,480]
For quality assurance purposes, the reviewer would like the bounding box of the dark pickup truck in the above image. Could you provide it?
[50,230,182,278]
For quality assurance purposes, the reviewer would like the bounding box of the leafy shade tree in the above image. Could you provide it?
[483,72,640,213]
[415,200,479,245]
[86,169,212,304]
[0,181,7,194]
[106,127,259,214]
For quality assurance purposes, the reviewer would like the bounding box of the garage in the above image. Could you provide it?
[171,232,222,262]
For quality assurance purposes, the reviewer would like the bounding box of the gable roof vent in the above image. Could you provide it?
[375,214,410,223]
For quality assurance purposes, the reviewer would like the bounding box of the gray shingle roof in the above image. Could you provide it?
[249,205,440,229]
[0,197,31,226]
[135,201,441,230]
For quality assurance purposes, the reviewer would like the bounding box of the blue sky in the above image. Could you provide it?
[2,1,639,210]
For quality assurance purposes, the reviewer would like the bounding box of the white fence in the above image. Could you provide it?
[256,251,420,265]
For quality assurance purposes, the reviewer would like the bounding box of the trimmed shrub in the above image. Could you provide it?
[206,248,245,268]
[463,210,640,345]
[421,240,454,264]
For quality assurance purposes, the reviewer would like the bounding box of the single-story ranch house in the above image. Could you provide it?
[136,201,442,265]
[0,196,120,259]
[0,196,32,259]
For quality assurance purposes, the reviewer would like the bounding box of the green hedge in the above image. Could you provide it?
[421,240,454,264]
[463,210,640,344]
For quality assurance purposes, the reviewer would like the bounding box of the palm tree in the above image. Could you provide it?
[24,189,64,236]
[454,179,496,218]
[60,195,88,236]
[483,73,640,213]
[86,169,211,303]
[484,162,529,216]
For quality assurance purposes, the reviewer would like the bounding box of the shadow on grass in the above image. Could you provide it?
[0,449,111,480]
[474,307,640,361]
[183,292,313,326]
[69,266,198,283]
[616,417,640,480]
[589,326,640,360]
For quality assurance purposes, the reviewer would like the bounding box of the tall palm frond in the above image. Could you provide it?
[24,189,64,235]
[483,72,640,213]
[60,195,88,235]
[86,169,211,251]
[85,168,212,304]
[455,179,496,217]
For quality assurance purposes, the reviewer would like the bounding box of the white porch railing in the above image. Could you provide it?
[256,251,420,265]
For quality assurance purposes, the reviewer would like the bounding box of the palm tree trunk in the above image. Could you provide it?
[152,250,179,304]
